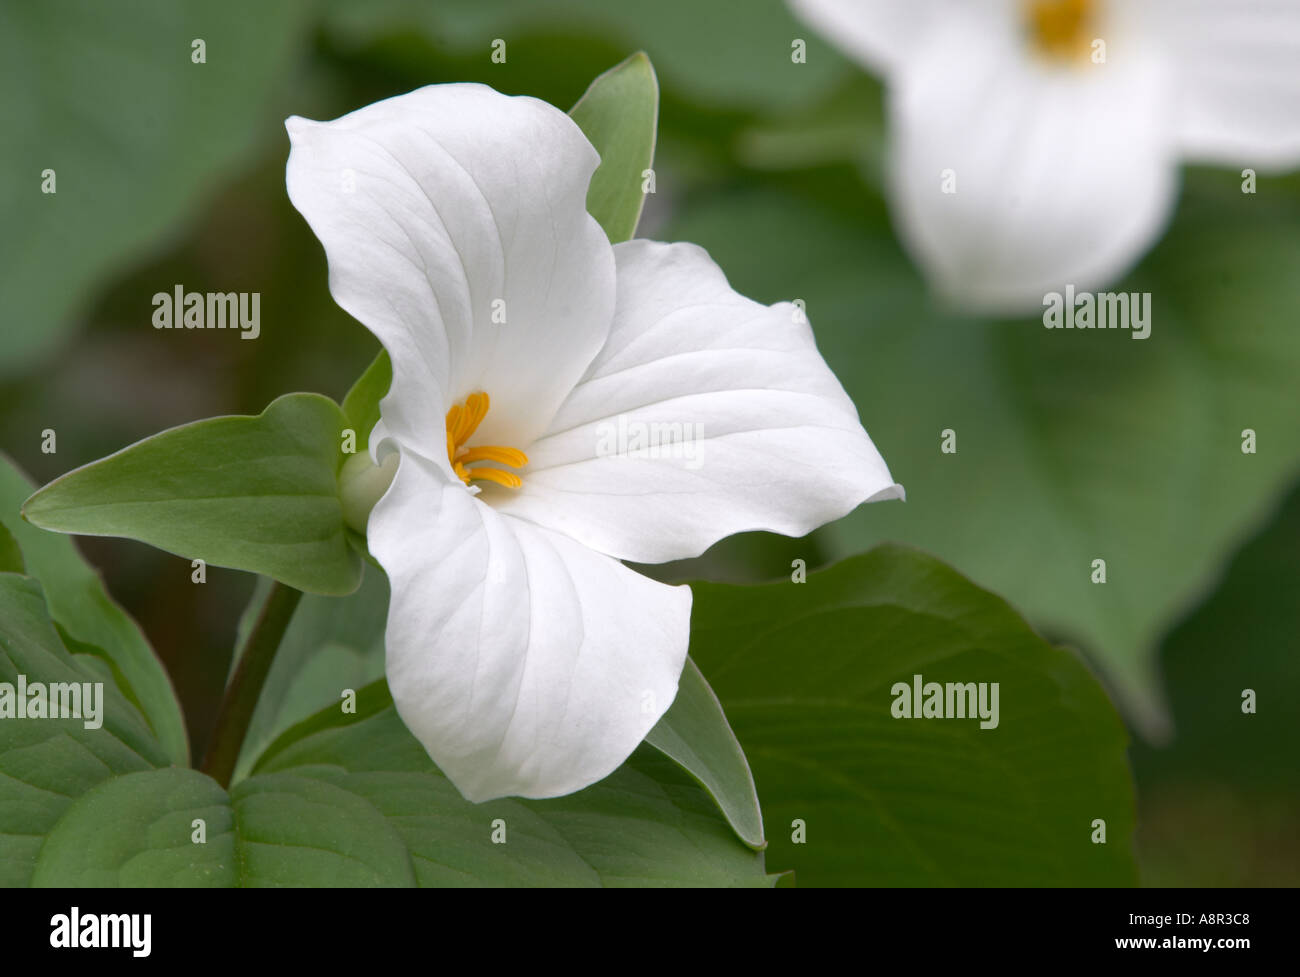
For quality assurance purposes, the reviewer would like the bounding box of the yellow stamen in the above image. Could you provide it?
[1025,0,1096,64]
[463,466,523,490]
[456,445,529,468]
[444,391,528,490]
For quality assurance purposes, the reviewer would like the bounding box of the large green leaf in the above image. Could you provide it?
[0,573,171,886]
[22,393,362,596]
[688,545,1137,886]
[569,52,658,244]
[665,177,1300,731]
[31,767,236,887]
[0,0,309,376]
[30,765,419,888]
[6,626,771,887]
[0,453,188,764]
[32,745,774,888]
[249,682,773,886]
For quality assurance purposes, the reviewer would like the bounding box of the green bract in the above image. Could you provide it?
[646,658,765,849]
[340,349,393,457]
[569,52,659,245]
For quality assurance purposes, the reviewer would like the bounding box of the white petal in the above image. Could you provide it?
[1147,0,1300,167]
[490,240,902,564]
[370,450,691,802]
[787,0,991,77]
[285,84,615,459]
[887,19,1180,311]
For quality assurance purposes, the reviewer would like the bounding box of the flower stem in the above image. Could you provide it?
[200,581,302,788]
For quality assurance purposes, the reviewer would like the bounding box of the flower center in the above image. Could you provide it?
[1025,0,1096,63]
[445,391,528,490]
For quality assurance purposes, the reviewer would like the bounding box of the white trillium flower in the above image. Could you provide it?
[790,0,1300,311]
[285,84,902,802]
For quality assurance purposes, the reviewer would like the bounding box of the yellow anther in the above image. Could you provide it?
[1025,0,1096,64]
[456,445,529,469]
[444,391,528,490]
[462,467,523,490]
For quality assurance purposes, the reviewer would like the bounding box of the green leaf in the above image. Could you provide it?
[22,393,362,596]
[0,0,309,377]
[665,180,1300,731]
[31,768,236,887]
[0,573,172,886]
[0,522,23,574]
[569,52,658,244]
[341,349,392,455]
[25,764,422,887]
[688,545,1137,886]
[15,667,771,886]
[231,569,389,782]
[0,454,188,765]
[251,682,774,886]
[4,577,767,886]
[32,748,774,887]
[646,657,765,849]
[1,584,402,888]
[252,677,398,772]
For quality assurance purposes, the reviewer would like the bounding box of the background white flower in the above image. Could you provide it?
[286,84,902,802]
[790,0,1300,312]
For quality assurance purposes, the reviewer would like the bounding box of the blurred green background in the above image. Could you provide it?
[2,0,1296,886]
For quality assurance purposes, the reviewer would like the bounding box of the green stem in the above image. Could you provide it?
[200,581,302,788]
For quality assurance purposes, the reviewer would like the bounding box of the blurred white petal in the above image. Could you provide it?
[887,19,1179,311]
[788,0,998,76]
[1149,0,1300,167]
